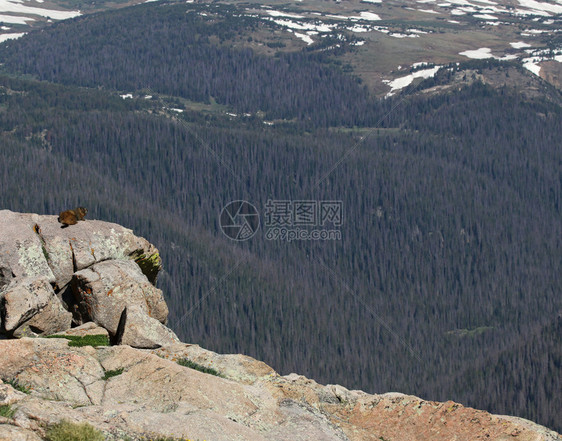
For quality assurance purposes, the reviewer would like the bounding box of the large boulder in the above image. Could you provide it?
[116,305,179,349]
[72,260,169,336]
[0,209,161,292]
[12,293,72,338]
[53,322,109,339]
[0,277,56,332]
[36,215,162,288]
[0,212,56,290]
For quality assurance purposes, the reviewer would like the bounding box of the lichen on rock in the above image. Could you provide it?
[131,250,162,285]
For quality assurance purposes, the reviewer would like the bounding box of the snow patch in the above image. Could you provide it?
[294,31,314,44]
[517,0,562,15]
[348,25,370,32]
[267,10,304,19]
[510,41,532,48]
[459,47,494,59]
[474,13,497,19]
[0,13,31,24]
[270,18,334,33]
[0,0,81,20]
[0,31,23,41]
[523,59,541,75]
[385,66,441,96]
[359,11,381,20]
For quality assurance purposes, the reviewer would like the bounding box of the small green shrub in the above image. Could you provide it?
[0,404,15,419]
[177,359,222,378]
[45,420,105,441]
[45,334,110,347]
[3,378,31,394]
[102,368,124,380]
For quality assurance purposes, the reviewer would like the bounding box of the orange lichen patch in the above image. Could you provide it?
[328,397,546,441]
[107,288,114,297]
[36,352,88,373]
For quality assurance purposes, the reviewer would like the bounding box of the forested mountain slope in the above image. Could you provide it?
[0,0,560,433]
[0,3,376,126]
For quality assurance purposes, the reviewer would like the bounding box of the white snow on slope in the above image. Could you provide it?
[474,13,497,19]
[293,31,314,44]
[0,31,23,41]
[510,41,532,48]
[0,0,80,20]
[459,47,495,58]
[267,10,304,19]
[348,24,370,32]
[385,65,441,96]
[270,18,334,32]
[523,59,541,74]
[359,11,381,20]
[517,0,562,15]
[0,13,30,23]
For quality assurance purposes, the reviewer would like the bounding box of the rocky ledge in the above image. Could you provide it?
[0,210,560,441]
[0,209,176,348]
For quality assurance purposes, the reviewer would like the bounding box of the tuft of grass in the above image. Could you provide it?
[177,358,223,378]
[0,404,16,419]
[42,243,50,261]
[102,368,124,380]
[3,378,31,394]
[45,420,105,441]
[45,334,110,347]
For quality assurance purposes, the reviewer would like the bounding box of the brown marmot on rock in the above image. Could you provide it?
[58,207,88,227]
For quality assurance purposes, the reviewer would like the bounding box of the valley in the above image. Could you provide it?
[0,0,560,435]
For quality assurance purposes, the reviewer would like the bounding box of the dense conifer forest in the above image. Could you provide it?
[0,0,560,432]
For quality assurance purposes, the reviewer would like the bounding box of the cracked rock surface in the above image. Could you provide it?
[0,210,168,347]
[0,338,560,441]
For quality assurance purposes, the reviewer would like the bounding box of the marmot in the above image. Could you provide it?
[58,207,88,227]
